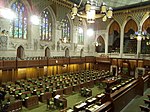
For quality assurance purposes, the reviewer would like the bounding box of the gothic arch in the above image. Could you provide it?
[41,6,57,42]
[17,46,24,59]
[140,12,150,27]
[8,0,32,14]
[65,47,69,57]
[80,48,84,57]
[142,16,150,32]
[141,16,150,54]
[123,19,138,54]
[45,47,50,57]
[108,21,121,53]
[122,16,138,32]
[95,36,105,53]
[8,0,32,40]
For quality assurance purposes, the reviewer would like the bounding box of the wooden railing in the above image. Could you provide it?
[0,56,96,69]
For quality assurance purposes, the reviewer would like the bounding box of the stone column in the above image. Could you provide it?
[120,28,124,58]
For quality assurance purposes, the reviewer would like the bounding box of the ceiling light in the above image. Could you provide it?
[71,0,113,23]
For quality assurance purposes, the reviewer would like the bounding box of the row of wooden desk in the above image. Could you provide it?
[69,75,149,112]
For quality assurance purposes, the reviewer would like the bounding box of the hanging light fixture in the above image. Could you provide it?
[71,0,113,23]
[130,26,150,41]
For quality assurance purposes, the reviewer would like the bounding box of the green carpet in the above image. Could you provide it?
[21,85,104,112]
[121,88,150,112]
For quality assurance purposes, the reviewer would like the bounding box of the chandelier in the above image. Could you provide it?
[71,0,113,23]
[130,27,150,42]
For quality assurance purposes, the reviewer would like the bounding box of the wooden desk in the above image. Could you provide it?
[7,100,22,112]
[96,93,105,101]
[74,102,87,112]
[54,95,67,109]
[53,88,64,96]
[63,86,73,95]
[73,84,81,92]
[102,79,117,88]
[85,101,112,112]
[86,97,97,106]
[24,95,39,108]
[39,92,52,102]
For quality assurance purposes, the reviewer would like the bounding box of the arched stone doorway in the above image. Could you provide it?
[45,47,50,57]
[17,46,24,59]
[65,48,69,57]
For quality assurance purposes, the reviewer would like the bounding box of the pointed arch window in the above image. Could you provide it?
[78,26,84,44]
[10,1,28,39]
[61,17,70,43]
[40,9,52,41]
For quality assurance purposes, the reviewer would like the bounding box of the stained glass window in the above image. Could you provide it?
[10,1,28,39]
[61,17,70,43]
[78,26,84,44]
[40,9,52,41]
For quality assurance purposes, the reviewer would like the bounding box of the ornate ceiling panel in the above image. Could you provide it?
[69,0,149,8]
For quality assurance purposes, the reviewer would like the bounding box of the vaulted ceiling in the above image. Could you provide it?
[69,0,150,8]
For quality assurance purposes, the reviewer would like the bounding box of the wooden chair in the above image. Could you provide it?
[144,99,150,108]
[139,105,150,112]
[147,94,150,100]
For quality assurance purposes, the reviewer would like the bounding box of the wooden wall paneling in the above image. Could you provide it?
[77,64,80,71]
[47,66,53,76]
[12,69,17,82]
[74,64,77,72]
[118,59,123,67]
[69,64,74,72]
[26,68,38,79]
[72,64,75,72]
[78,64,82,71]
[86,63,89,70]
[80,64,84,71]
[57,65,62,74]
[112,59,117,65]
[17,60,28,68]
[129,60,136,70]
[38,67,44,77]
[53,66,57,75]
[68,64,71,72]
[91,63,94,70]
[89,63,93,70]
[17,68,26,80]
[143,60,150,66]
[138,60,144,67]
[44,66,48,76]
[0,70,2,85]
[3,60,17,69]
[0,60,3,69]
[2,70,12,82]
